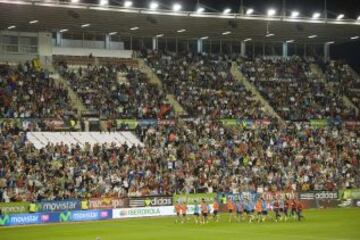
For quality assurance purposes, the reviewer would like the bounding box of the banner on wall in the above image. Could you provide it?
[129,196,172,208]
[57,209,112,223]
[36,200,81,212]
[173,193,216,205]
[88,198,128,209]
[299,191,340,209]
[0,213,50,226]
[0,202,30,214]
[0,209,112,227]
[113,206,175,219]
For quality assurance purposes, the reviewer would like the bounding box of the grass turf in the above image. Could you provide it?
[1,208,360,240]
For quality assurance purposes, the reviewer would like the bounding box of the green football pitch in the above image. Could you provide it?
[1,208,360,240]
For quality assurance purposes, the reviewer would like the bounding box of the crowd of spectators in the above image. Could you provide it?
[239,56,358,121]
[1,117,359,202]
[323,60,360,108]
[0,54,359,203]
[146,52,269,120]
[0,62,75,120]
[59,63,174,119]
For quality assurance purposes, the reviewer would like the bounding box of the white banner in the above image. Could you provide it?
[113,206,175,219]
[112,205,214,219]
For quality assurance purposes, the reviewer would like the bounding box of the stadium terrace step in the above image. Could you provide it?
[311,63,359,115]
[230,62,284,124]
[50,72,88,118]
[166,94,187,116]
[138,58,187,116]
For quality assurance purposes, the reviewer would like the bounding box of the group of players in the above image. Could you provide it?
[175,196,304,224]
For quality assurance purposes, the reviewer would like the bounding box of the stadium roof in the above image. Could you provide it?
[0,0,360,44]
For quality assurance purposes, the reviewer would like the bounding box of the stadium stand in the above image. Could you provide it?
[239,56,359,121]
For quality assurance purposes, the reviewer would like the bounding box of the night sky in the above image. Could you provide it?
[68,0,360,69]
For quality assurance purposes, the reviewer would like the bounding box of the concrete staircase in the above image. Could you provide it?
[137,58,187,116]
[50,72,88,118]
[231,62,284,124]
[311,63,359,115]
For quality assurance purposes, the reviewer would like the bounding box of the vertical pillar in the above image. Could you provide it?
[252,42,255,58]
[175,37,178,54]
[304,43,307,58]
[186,40,190,52]
[152,37,158,50]
[219,40,223,54]
[130,36,133,50]
[282,42,288,58]
[324,43,330,61]
[262,42,265,56]
[209,40,212,54]
[165,38,168,51]
[105,34,110,49]
[56,32,61,47]
[241,41,246,57]
[197,39,203,53]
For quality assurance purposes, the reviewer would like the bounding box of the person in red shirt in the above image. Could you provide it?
[290,199,297,220]
[296,200,304,221]
[273,198,281,222]
[227,198,236,223]
[174,201,183,224]
[181,202,188,223]
[212,198,220,222]
[255,199,263,223]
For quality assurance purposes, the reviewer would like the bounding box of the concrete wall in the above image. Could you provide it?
[53,47,133,58]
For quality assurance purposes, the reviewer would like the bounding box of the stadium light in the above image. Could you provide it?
[124,1,133,8]
[7,25,16,30]
[200,36,208,40]
[173,3,182,11]
[71,0,80,3]
[286,39,295,43]
[196,7,205,13]
[59,28,68,33]
[357,16,360,21]
[266,33,275,37]
[350,36,359,40]
[130,26,139,30]
[246,8,254,15]
[150,2,158,10]
[308,34,317,39]
[243,38,252,42]
[177,29,186,33]
[109,32,117,35]
[99,0,108,6]
[267,9,276,16]
[326,41,335,45]
[312,12,321,19]
[81,23,90,28]
[291,11,300,18]
[222,31,231,35]
[223,8,231,14]
[29,20,39,24]
[337,14,344,20]
[156,34,164,38]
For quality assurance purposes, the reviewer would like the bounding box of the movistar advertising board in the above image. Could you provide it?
[0,213,50,226]
[0,209,112,227]
[36,200,81,212]
[58,209,112,223]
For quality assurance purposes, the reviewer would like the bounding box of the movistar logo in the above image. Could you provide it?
[0,215,10,225]
[59,211,71,222]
